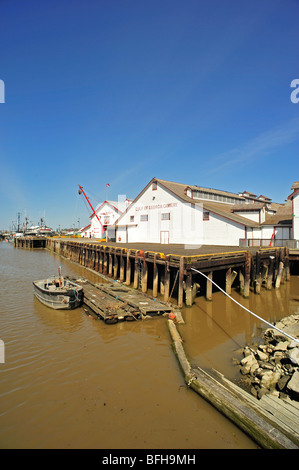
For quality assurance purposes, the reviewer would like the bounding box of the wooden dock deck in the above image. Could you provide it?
[73,277,183,324]
[46,238,293,307]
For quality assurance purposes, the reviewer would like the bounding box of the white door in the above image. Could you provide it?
[160,231,169,244]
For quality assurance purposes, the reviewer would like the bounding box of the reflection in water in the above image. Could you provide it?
[181,273,299,380]
[2,242,298,449]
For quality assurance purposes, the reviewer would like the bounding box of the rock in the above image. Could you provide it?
[287,370,299,396]
[240,354,259,375]
[274,341,289,351]
[236,314,299,401]
[259,362,274,370]
[249,362,259,376]
[288,348,299,366]
[277,375,290,391]
[256,350,269,361]
[241,364,251,375]
[256,349,268,362]
[264,315,299,343]
[259,370,281,390]
[273,351,284,363]
[257,387,268,399]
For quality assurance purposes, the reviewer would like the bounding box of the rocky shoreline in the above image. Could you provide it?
[234,314,299,401]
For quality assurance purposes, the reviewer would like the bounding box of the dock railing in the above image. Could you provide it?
[239,239,297,248]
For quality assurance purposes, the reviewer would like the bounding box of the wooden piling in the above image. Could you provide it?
[225,268,232,295]
[103,246,108,275]
[120,249,125,282]
[275,261,284,289]
[108,249,113,277]
[285,248,290,281]
[244,252,251,298]
[178,257,184,308]
[113,250,118,279]
[133,251,139,289]
[255,252,261,294]
[142,252,148,293]
[164,255,170,302]
[206,271,213,301]
[266,257,274,290]
[185,271,193,306]
[153,253,158,298]
[239,269,244,294]
[125,249,131,286]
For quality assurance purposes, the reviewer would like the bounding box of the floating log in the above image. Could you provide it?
[167,319,298,449]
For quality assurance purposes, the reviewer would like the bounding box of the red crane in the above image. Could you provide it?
[78,185,105,232]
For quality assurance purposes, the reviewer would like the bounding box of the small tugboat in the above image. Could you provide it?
[33,267,84,310]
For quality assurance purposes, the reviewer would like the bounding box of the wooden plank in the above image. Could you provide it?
[259,395,299,435]
[97,283,173,315]
[214,370,299,443]
[167,319,299,449]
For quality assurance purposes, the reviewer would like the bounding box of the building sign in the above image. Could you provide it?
[135,202,178,211]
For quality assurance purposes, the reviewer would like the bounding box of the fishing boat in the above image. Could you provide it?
[33,267,84,310]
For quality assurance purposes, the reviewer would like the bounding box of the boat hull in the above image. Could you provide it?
[33,278,84,310]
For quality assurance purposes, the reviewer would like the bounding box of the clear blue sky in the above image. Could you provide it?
[0,0,298,230]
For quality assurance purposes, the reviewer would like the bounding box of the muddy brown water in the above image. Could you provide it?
[1,242,298,449]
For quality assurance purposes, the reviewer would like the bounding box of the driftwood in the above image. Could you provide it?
[167,319,298,449]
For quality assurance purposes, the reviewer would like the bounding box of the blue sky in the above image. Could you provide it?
[0,0,298,230]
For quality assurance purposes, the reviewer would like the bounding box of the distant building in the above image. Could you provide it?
[82,199,132,238]
[79,224,91,238]
[288,182,299,245]
[109,178,293,247]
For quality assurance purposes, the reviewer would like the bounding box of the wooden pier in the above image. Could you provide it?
[72,277,182,323]
[46,239,292,307]
[14,236,47,249]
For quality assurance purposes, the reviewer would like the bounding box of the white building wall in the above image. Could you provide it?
[233,211,260,223]
[116,182,247,246]
[89,201,125,238]
[201,212,245,245]
[293,193,299,241]
[260,226,274,239]
[116,184,204,245]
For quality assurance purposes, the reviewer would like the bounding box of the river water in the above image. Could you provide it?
[0,241,298,449]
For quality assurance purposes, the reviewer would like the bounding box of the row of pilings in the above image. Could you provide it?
[14,236,47,248]
[45,239,291,307]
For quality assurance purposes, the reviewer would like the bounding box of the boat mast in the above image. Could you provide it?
[78,185,104,231]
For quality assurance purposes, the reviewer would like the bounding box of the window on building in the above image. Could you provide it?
[186,188,193,198]
[152,181,157,190]
[130,216,134,222]
[203,211,210,221]
[161,213,170,220]
[140,214,148,221]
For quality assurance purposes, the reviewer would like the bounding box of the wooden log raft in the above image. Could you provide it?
[167,319,298,449]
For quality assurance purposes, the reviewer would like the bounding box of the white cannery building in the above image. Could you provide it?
[288,181,299,246]
[110,178,293,247]
[82,199,132,239]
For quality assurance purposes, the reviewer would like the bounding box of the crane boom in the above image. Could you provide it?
[78,185,105,230]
